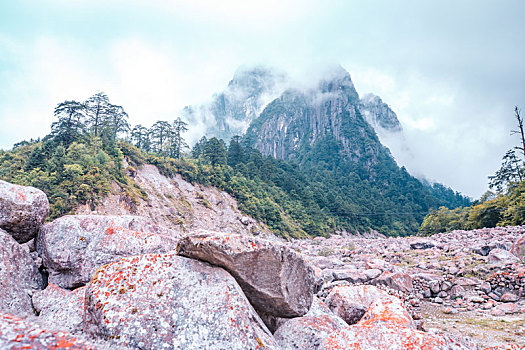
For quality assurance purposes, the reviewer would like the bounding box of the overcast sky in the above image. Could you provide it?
[1,0,524,198]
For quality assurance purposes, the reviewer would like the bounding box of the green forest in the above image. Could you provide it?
[0,93,477,238]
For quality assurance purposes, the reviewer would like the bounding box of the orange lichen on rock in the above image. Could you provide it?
[320,285,469,350]
[0,312,97,349]
[83,253,278,349]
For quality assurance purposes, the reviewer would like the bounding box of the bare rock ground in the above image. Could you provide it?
[292,226,525,349]
[76,163,273,239]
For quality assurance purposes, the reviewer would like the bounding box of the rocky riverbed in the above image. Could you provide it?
[0,179,523,349]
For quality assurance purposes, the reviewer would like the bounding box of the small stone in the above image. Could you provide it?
[468,296,485,303]
[429,280,441,294]
[480,282,492,294]
[488,292,501,301]
[441,281,453,291]
[500,293,519,302]
[491,308,506,316]
[437,291,448,298]
[443,307,457,314]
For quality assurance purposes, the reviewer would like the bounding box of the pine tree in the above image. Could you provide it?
[202,137,227,168]
[191,136,207,159]
[150,121,173,156]
[51,100,86,147]
[85,92,110,138]
[107,104,130,140]
[171,117,189,159]
[131,125,151,152]
[227,135,244,166]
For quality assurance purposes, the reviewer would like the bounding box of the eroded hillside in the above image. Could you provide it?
[76,162,273,239]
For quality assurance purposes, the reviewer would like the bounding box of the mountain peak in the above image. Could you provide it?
[359,93,402,132]
[315,64,359,102]
[228,65,287,96]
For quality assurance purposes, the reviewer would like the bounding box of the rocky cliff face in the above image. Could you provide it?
[244,65,391,174]
[183,66,287,141]
[359,93,402,133]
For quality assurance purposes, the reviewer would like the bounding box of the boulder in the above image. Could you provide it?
[307,296,348,323]
[320,325,469,350]
[493,303,520,314]
[274,315,347,350]
[177,231,315,317]
[511,234,525,262]
[319,287,470,350]
[0,229,43,316]
[410,238,436,250]
[0,312,102,349]
[500,293,519,303]
[371,271,413,293]
[37,215,180,288]
[32,284,86,333]
[0,180,49,243]
[325,285,413,327]
[83,253,278,349]
[487,248,520,265]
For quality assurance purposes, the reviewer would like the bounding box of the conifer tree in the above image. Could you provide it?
[150,120,173,156]
[171,117,189,159]
[131,125,151,152]
[51,100,86,147]
[191,136,207,159]
[107,104,130,140]
[227,135,243,166]
[202,137,227,167]
[85,92,110,138]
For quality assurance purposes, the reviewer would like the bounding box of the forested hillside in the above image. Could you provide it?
[0,91,469,237]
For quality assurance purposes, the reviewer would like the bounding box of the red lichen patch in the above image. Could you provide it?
[0,312,95,349]
[83,253,278,349]
[322,324,458,350]
[320,284,470,349]
[10,186,27,201]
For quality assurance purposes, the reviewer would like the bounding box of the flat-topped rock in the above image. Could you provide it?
[0,312,103,349]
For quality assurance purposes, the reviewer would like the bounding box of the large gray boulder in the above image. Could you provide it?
[511,233,525,262]
[0,229,43,316]
[325,285,413,327]
[0,180,49,243]
[177,230,316,317]
[273,297,348,350]
[319,285,471,350]
[83,253,278,350]
[37,215,181,289]
[32,283,86,334]
[274,314,347,350]
[487,248,520,265]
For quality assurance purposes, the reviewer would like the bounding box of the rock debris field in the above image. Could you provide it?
[0,179,524,349]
